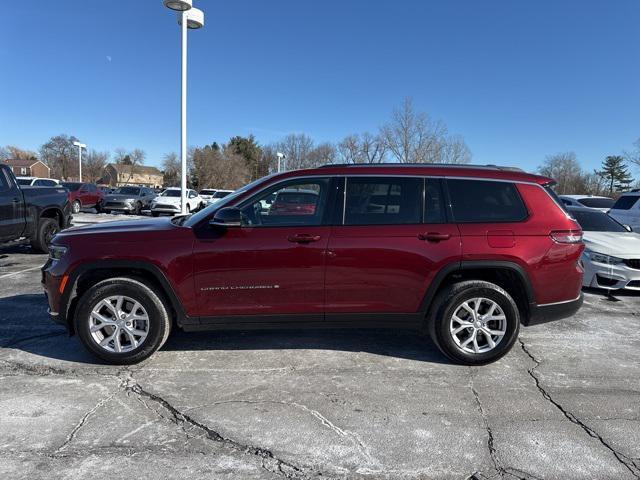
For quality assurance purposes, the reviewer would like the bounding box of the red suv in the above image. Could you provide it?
[43,164,584,365]
[61,182,105,214]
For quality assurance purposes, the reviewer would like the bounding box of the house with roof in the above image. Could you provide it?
[3,158,51,178]
[102,163,164,188]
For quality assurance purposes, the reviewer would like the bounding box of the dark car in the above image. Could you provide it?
[61,182,105,214]
[102,186,156,215]
[43,164,584,365]
[0,165,72,253]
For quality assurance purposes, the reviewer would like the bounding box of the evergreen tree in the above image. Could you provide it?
[598,155,633,194]
[227,135,268,181]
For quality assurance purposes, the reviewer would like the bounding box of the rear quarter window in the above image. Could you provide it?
[611,196,639,210]
[447,179,528,223]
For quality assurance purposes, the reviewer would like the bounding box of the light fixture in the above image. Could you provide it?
[163,0,192,11]
[177,7,205,29]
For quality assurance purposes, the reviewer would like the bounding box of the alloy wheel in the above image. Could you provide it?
[89,295,150,353]
[449,297,506,354]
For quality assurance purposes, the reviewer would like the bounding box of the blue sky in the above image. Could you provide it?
[1,0,639,172]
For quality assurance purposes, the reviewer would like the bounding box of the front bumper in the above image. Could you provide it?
[104,202,136,212]
[582,256,640,290]
[151,205,180,214]
[526,294,583,326]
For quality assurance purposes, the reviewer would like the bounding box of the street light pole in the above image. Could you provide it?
[277,152,285,173]
[180,10,188,215]
[73,141,86,182]
[163,0,204,215]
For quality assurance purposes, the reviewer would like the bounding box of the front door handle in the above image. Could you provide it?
[418,232,451,242]
[288,233,322,244]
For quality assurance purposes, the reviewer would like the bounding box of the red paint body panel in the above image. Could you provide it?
[192,226,329,316]
[325,224,461,312]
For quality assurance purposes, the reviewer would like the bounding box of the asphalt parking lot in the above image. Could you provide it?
[1,214,639,480]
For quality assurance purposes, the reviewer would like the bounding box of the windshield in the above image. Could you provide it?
[160,190,181,197]
[17,178,32,186]
[114,187,140,195]
[62,182,81,191]
[213,191,232,199]
[200,189,216,195]
[570,210,627,232]
[577,197,614,209]
[184,175,276,228]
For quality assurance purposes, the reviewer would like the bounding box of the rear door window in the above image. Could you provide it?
[344,177,422,225]
[447,179,528,223]
[611,196,639,210]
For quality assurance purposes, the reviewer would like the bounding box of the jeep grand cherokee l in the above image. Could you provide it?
[42,164,584,365]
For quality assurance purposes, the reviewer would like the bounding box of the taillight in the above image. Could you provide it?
[550,230,583,244]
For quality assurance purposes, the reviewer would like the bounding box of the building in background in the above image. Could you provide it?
[102,163,163,188]
[3,159,51,178]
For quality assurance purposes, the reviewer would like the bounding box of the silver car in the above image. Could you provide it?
[103,186,157,215]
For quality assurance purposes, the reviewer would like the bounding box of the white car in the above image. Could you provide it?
[205,189,233,206]
[16,176,60,187]
[150,188,203,216]
[608,191,640,230]
[199,189,217,201]
[569,207,640,290]
[559,195,615,212]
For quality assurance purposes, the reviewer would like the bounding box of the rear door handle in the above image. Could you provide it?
[288,233,322,244]
[418,232,451,242]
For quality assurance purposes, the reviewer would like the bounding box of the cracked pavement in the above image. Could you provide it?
[1,218,640,479]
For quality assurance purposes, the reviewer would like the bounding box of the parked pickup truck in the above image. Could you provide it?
[0,164,72,253]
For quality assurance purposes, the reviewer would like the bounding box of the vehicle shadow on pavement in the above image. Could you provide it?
[0,294,449,365]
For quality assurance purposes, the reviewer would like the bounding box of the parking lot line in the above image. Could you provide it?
[0,265,42,280]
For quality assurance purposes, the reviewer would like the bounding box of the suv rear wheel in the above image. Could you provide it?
[75,277,171,364]
[427,280,520,365]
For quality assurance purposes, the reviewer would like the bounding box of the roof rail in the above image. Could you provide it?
[318,163,524,172]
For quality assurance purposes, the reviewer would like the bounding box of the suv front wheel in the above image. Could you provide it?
[75,277,171,364]
[427,280,520,365]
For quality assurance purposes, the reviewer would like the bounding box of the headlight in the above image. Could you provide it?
[586,250,625,265]
[49,245,68,261]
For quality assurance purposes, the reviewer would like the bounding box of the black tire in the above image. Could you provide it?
[30,217,60,254]
[426,280,520,365]
[103,209,112,215]
[134,202,142,215]
[151,212,160,217]
[74,277,172,365]
[72,200,81,214]
[186,204,191,214]
[95,201,103,213]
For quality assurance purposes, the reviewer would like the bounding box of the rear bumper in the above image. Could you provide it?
[525,294,583,326]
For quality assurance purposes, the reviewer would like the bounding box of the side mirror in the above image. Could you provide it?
[209,207,242,228]
[624,224,633,232]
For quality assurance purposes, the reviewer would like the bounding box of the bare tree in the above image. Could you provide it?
[380,98,448,163]
[162,152,180,187]
[0,145,38,162]
[337,133,386,164]
[625,138,640,168]
[432,135,472,164]
[275,133,316,170]
[190,145,250,190]
[309,142,337,166]
[538,152,589,194]
[83,150,109,183]
[40,134,80,180]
